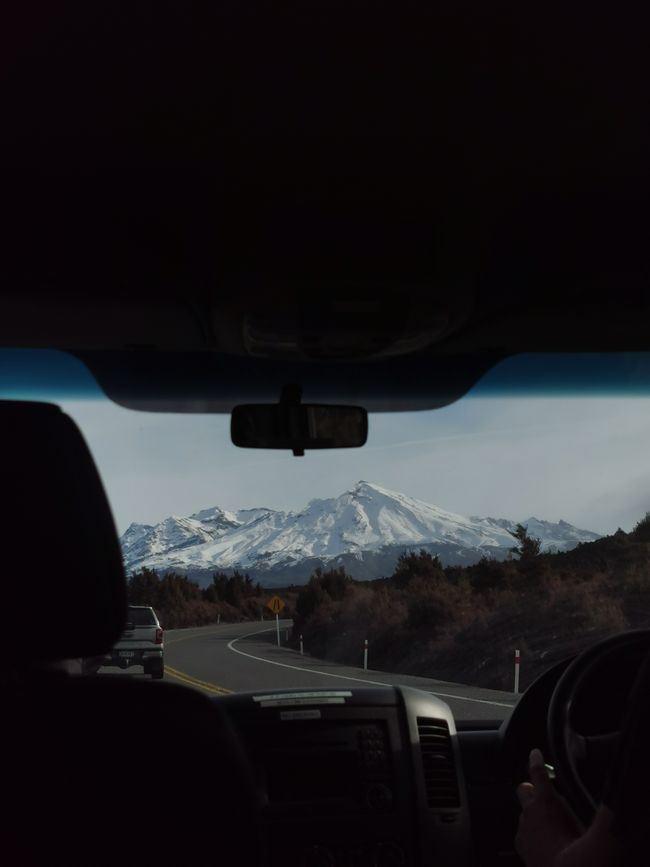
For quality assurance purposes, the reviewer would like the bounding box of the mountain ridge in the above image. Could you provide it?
[120,481,601,585]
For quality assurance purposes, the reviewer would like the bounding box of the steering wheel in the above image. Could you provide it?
[547,629,650,824]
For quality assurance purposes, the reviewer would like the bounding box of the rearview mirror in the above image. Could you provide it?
[231,403,368,456]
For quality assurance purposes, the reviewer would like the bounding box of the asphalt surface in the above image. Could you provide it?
[105,620,521,721]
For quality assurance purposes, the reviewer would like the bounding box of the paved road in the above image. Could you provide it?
[146,620,518,721]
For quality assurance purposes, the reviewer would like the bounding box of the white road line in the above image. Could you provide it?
[227,627,516,709]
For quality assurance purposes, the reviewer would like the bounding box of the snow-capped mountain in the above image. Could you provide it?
[121,506,271,566]
[120,481,601,585]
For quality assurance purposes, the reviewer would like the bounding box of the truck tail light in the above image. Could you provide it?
[155,628,163,645]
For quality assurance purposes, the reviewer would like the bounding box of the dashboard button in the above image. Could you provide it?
[374,843,405,867]
[375,843,404,867]
[365,783,394,810]
[302,846,336,867]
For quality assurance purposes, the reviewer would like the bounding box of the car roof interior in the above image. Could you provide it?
[1,4,649,867]
[1,2,649,365]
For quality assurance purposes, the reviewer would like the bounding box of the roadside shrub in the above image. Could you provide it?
[126,568,272,629]
[391,549,445,588]
[632,512,650,542]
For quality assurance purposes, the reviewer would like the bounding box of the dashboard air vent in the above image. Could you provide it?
[416,717,460,809]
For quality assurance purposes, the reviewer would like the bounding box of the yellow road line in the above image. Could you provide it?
[165,665,232,695]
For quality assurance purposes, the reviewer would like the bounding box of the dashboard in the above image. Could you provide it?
[217,686,473,867]
[213,636,645,867]
[213,653,639,866]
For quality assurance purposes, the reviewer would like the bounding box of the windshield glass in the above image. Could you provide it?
[5,350,650,722]
[127,607,157,627]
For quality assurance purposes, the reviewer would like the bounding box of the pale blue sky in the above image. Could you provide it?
[60,395,650,537]
[3,349,650,537]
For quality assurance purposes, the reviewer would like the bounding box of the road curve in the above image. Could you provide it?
[162,620,518,721]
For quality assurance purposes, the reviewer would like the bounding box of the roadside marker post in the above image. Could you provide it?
[300,634,304,655]
[217,613,221,625]
[363,639,368,671]
[276,613,280,646]
[514,648,521,694]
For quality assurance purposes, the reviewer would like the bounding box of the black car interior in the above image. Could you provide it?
[0,402,263,867]
[1,1,650,865]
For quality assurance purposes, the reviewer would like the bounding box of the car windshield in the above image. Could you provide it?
[5,349,650,722]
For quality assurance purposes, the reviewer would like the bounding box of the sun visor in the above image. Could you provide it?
[73,351,504,413]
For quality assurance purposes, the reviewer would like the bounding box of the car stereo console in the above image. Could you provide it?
[218,686,472,867]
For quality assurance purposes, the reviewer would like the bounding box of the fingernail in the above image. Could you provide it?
[530,748,544,766]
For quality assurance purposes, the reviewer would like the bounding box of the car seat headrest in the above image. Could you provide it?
[0,401,126,670]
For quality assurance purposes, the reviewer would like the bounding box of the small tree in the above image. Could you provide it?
[509,524,542,561]
[127,567,161,606]
[469,556,506,593]
[392,549,445,588]
[318,566,352,601]
[633,512,650,542]
[295,576,330,622]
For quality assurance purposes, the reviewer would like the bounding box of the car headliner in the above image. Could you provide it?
[0,3,648,369]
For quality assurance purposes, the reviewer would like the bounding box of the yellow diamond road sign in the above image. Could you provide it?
[266,595,286,614]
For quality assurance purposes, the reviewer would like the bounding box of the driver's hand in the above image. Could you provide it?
[515,748,584,867]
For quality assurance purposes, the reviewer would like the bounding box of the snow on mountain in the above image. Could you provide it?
[120,505,256,567]
[121,481,601,581]
[476,515,601,551]
[514,516,600,550]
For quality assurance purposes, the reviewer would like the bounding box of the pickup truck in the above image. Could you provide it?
[84,605,164,679]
